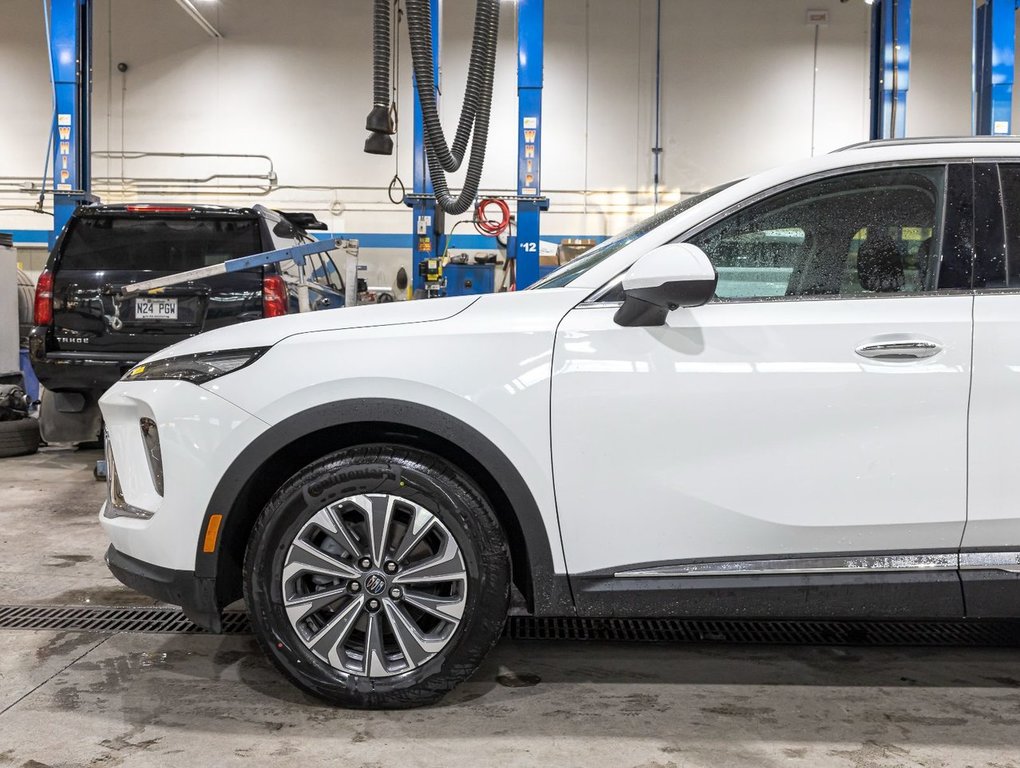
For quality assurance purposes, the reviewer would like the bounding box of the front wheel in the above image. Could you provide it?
[244,445,511,708]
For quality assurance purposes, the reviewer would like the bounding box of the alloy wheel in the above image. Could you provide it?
[280,493,468,678]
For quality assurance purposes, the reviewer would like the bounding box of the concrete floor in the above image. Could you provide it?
[2,449,1020,767]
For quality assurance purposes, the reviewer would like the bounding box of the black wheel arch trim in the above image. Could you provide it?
[195,397,575,617]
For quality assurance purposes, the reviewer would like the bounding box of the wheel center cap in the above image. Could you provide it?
[364,573,387,595]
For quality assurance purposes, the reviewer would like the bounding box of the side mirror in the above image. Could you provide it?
[613,243,717,327]
[273,220,297,238]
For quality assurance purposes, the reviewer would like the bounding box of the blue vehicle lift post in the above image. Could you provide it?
[513,0,547,289]
[975,0,1018,135]
[869,0,911,140]
[407,0,443,295]
[407,0,547,294]
[49,0,97,248]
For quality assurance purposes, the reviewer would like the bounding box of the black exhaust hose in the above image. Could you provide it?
[405,0,499,214]
[367,0,393,133]
[406,0,493,171]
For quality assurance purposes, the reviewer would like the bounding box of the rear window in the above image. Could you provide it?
[59,215,261,271]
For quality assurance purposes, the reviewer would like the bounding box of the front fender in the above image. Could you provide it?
[195,397,575,616]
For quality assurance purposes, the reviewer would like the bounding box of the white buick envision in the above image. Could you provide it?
[100,139,1020,708]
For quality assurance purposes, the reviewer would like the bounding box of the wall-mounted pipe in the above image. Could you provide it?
[652,0,663,208]
[92,150,274,172]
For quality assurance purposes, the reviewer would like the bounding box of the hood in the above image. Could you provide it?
[142,295,481,362]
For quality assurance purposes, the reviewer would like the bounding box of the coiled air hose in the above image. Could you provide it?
[403,0,501,215]
[475,197,511,236]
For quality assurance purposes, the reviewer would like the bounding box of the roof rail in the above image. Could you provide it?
[834,136,1020,152]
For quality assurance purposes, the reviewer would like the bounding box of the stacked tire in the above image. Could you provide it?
[3,270,43,458]
[0,418,41,458]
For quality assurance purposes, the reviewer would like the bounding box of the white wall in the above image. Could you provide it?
[0,0,981,285]
[909,0,973,137]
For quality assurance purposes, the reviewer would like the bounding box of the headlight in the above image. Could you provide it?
[122,347,269,384]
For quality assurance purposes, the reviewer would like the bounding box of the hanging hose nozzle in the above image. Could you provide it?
[365,0,396,155]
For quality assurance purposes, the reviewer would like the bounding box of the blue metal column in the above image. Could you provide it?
[975,0,1016,135]
[869,0,911,140]
[49,0,95,248]
[514,0,546,289]
[407,0,443,295]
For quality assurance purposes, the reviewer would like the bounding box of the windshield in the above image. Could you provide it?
[530,182,737,289]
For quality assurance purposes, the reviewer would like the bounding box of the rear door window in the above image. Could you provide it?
[993,164,1020,287]
[60,216,261,271]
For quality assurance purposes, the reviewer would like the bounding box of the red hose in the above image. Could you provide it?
[475,197,511,236]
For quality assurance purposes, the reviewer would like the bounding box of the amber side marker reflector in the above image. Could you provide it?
[203,514,224,553]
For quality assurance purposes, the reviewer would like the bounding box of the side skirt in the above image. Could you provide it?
[571,551,1020,620]
[572,571,965,620]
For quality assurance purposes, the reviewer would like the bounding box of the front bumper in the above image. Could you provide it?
[99,380,269,571]
[105,544,223,632]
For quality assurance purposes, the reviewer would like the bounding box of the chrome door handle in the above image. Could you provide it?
[855,339,942,361]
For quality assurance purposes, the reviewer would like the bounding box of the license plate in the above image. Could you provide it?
[135,297,178,320]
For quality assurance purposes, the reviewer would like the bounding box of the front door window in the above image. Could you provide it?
[686,167,947,301]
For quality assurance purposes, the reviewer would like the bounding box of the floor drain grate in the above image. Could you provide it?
[0,605,251,634]
[0,605,1017,646]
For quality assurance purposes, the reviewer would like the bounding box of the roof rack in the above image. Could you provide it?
[834,136,1020,152]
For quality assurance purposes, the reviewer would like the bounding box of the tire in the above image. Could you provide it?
[0,418,41,458]
[244,444,511,709]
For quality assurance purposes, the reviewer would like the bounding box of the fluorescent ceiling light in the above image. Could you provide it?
[173,0,223,38]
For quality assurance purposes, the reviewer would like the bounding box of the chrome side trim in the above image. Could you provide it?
[614,553,958,579]
[959,552,1020,574]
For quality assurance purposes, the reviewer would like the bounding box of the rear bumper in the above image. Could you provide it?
[105,544,223,632]
[29,333,140,394]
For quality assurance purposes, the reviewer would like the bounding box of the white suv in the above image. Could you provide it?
[100,138,1020,708]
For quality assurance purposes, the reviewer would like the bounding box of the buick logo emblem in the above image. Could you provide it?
[365,574,386,595]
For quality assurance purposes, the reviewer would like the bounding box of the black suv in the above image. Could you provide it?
[29,203,347,443]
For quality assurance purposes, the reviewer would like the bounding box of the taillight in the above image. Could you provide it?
[34,270,54,326]
[262,274,287,317]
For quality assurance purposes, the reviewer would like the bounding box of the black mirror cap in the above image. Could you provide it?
[613,277,717,327]
[278,211,328,231]
[272,219,297,238]
[614,295,669,327]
